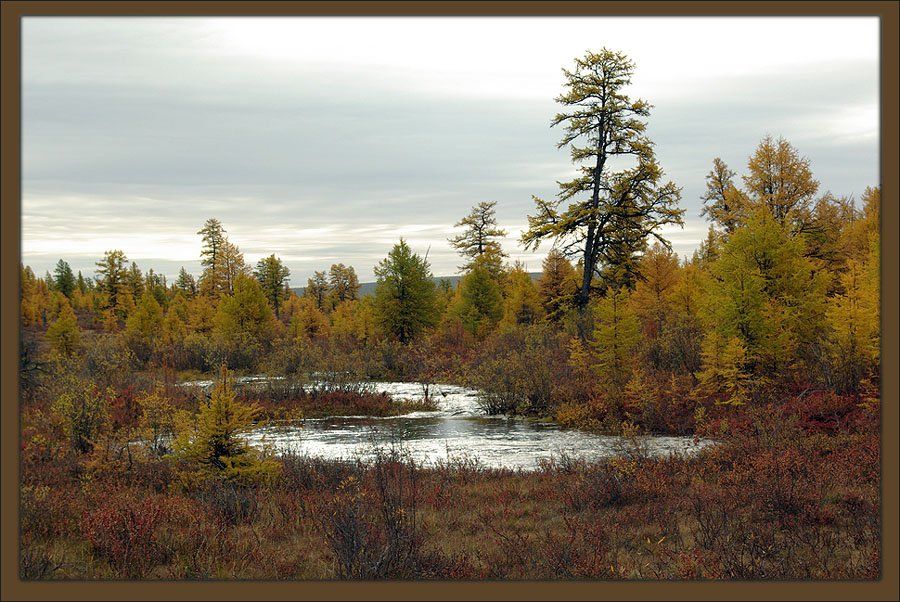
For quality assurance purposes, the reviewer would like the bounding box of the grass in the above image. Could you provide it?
[20,391,880,580]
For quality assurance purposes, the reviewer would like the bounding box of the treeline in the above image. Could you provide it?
[20,49,880,436]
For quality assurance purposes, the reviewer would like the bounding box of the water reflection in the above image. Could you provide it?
[230,381,715,470]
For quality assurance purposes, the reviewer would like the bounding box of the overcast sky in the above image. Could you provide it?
[22,17,880,283]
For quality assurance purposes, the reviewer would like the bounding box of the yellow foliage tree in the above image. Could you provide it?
[695,332,753,406]
[174,366,280,485]
[46,299,81,357]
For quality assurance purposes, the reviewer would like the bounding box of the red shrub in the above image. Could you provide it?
[80,490,167,577]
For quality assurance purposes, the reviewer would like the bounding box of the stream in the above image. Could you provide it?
[181,378,714,470]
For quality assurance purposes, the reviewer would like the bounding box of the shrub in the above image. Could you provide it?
[50,376,110,454]
[316,447,432,579]
[80,490,166,578]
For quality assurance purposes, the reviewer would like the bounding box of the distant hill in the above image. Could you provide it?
[291,272,541,298]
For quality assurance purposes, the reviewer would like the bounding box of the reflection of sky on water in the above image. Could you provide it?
[234,381,714,470]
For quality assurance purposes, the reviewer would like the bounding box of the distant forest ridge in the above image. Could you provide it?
[292,272,542,297]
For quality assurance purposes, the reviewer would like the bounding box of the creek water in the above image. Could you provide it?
[181,378,714,470]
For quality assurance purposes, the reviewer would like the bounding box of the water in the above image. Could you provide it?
[181,379,714,470]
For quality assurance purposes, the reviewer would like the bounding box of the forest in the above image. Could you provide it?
[19,49,881,580]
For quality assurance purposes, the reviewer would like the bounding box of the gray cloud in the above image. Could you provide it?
[22,18,879,282]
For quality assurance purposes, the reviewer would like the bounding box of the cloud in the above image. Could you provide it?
[21,17,879,281]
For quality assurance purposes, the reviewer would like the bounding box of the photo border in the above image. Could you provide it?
[2,2,897,600]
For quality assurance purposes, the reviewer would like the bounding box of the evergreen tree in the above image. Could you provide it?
[450,256,504,337]
[175,267,198,297]
[75,271,88,295]
[53,259,76,298]
[373,239,439,344]
[197,219,247,297]
[198,218,227,296]
[127,262,145,299]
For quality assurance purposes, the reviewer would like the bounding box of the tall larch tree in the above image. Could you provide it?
[198,218,236,297]
[449,201,508,273]
[522,48,683,311]
[703,207,829,381]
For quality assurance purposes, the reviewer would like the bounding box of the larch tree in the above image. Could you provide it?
[95,250,130,317]
[449,255,504,337]
[743,135,819,229]
[704,207,829,379]
[254,254,291,317]
[826,257,879,394]
[537,249,579,322]
[46,298,81,357]
[220,240,249,296]
[213,273,277,363]
[448,201,508,273]
[174,366,280,485]
[327,263,361,307]
[288,296,331,343]
[700,157,747,234]
[125,291,165,363]
[631,243,680,340]
[500,263,543,329]
[521,49,684,311]
[175,267,198,297]
[75,271,88,295]
[304,271,330,310]
[198,218,227,296]
[590,286,640,414]
[373,239,439,344]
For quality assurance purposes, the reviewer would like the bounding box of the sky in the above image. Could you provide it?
[22,17,880,283]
